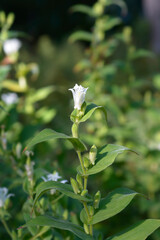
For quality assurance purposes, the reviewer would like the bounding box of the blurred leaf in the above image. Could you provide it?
[91,188,140,224]
[2,80,27,92]
[0,65,11,82]
[25,128,87,151]
[69,31,92,43]
[86,144,136,175]
[7,30,30,39]
[71,4,93,16]
[79,103,107,123]
[28,86,55,103]
[103,17,122,31]
[153,74,160,89]
[33,181,92,209]
[129,49,155,60]
[35,107,56,123]
[106,219,160,240]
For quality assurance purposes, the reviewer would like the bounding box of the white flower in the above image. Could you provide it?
[1,93,18,105]
[69,84,88,110]
[42,172,68,195]
[3,38,21,55]
[0,187,14,208]
[42,172,62,182]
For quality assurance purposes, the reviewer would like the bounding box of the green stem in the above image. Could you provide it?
[1,219,12,239]
[73,122,93,236]
[77,151,86,175]
[52,194,64,204]
[84,176,88,190]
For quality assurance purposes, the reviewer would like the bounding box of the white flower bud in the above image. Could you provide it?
[69,84,88,110]
[89,145,97,165]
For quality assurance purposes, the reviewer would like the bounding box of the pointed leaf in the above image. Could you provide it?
[91,188,140,225]
[69,31,92,43]
[33,181,92,209]
[103,17,122,31]
[26,215,93,240]
[71,4,93,16]
[86,144,136,175]
[106,219,160,240]
[79,103,107,123]
[25,128,87,152]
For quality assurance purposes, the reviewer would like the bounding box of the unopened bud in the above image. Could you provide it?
[70,178,80,194]
[84,223,89,234]
[76,174,83,190]
[83,157,90,168]
[81,189,88,196]
[89,206,94,216]
[0,12,6,24]
[89,145,97,165]
[7,13,14,27]
[94,191,101,209]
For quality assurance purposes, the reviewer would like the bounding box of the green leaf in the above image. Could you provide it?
[25,128,87,152]
[28,86,55,103]
[79,103,107,123]
[33,181,92,209]
[91,188,140,225]
[129,49,155,60]
[86,144,136,175]
[103,17,122,32]
[2,80,28,92]
[69,31,92,43]
[71,4,93,16]
[106,219,160,240]
[0,65,11,82]
[26,215,93,240]
[7,30,30,39]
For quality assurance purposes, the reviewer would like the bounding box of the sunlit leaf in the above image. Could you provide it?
[2,80,28,92]
[71,4,93,16]
[79,103,107,123]
[86,144,136,175]
[25,128,87,152]
[91,188,140,224]
[69,31,92,43]
[103,17,122,31]
[106,219,160,240]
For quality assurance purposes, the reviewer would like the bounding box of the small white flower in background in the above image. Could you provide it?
[69,84,88,110]
[42,171,68,195]
[0,187,14,208]
[1,93,18,105]
[3,38,21,55]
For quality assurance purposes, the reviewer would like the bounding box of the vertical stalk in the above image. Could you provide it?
[1,219,12,239]
[72,122,93,236]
